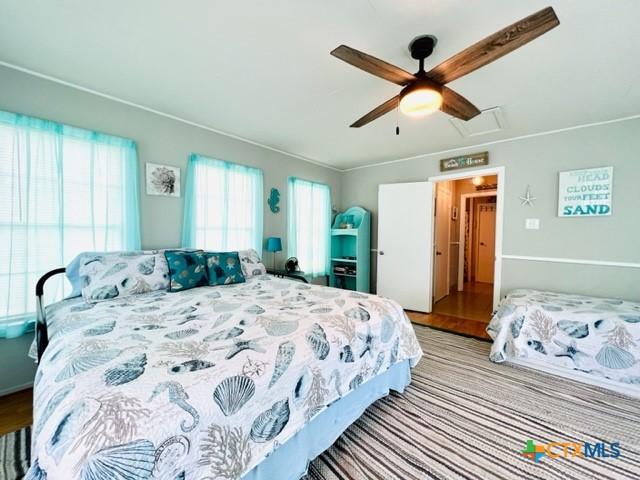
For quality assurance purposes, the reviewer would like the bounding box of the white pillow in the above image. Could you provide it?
[79,251,169,303]
[238,249,267,278]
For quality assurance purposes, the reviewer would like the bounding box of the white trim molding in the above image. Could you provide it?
[502,254,640,269]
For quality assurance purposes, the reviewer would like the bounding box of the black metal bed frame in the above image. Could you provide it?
[34,266,308,362]
[35,267,65,362]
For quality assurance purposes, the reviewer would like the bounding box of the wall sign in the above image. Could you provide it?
[440,151,488,172]
[558,167,613,217]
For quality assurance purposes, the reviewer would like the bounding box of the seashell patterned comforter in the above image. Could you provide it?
[29,275,422,479]
[488,289,640,390]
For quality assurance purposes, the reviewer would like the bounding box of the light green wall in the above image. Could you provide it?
[0,65,341,395]
[340,119,640,299]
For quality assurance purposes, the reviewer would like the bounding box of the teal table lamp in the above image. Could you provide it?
[265,237,282,269]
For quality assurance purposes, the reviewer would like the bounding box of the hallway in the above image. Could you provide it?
[433,282,494,323]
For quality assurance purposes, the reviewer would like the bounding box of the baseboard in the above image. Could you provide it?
[0,381,33,397]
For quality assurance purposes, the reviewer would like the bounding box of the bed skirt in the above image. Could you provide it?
[244,359,412,480]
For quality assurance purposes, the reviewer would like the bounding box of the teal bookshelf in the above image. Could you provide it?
[330,206,370,293]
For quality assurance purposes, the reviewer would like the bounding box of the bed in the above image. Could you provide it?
[27,252,422,480]
[487,289,640,396]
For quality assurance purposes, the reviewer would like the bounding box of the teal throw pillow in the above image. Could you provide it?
[205,251,246,286]
[164,250,208,292]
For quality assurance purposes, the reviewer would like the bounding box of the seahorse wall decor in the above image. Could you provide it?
[268,188,280,213]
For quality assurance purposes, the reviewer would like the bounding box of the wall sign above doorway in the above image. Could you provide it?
[558,166,613,217]
[440,152,489,172]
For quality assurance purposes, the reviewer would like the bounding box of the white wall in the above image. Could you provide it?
[340,119,640,300]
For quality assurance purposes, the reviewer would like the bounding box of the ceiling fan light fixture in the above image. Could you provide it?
[399,80,443,117]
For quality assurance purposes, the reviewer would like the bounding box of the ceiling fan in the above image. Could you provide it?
[330,6,559,128]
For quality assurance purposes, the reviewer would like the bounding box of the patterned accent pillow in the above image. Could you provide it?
[205,252,246,285]
[79,251,170,303]
[165,250,208,292]
[238,249,267,278]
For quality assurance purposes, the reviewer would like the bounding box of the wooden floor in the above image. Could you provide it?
[407,311,491,340]
[0,388,32,436]
[432,281,494,323]
[0,311,490,437]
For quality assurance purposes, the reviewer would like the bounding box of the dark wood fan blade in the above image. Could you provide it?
[350,95,399,128]
[331,45,416,86]
[427,7,559,85]
[440,87,481,121]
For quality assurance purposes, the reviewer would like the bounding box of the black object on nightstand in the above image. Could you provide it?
[266,269,309,284]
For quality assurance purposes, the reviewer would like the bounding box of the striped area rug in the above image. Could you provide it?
[305,326,640,480]
[0,426,30,480]
[2,326,638,479]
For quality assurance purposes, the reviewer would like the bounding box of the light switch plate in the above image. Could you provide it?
[525,218,540,230]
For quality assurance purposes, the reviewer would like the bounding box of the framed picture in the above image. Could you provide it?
[558,167,612,217]
[146,163,180,197]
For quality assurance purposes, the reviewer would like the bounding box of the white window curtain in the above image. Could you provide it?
[182,154,264,255]
[0,111,141,339]
[287,177,331,277]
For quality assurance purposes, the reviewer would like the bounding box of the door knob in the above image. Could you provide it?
[379,251,384,255]
[480,242,486,246]
[436,251,442,256]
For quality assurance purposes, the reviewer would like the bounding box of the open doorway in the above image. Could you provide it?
[432,173,499,325]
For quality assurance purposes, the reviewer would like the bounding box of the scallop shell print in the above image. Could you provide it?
[81,439,155,480]
[339,345,354,363]
[34,384,74,436]
[269,341,296,388]
[306,323,330,360]
[213,375,256,416]
[596,344,635,369]
[55,349,122,382]
[250,399,290,443]
[90,285,119,301]
[104,354,147,386]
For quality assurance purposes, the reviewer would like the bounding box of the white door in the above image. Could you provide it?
[377,182,434,312]
[476,203,496,283]
[433,182,451,303]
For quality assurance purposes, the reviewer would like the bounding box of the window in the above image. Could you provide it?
[182,154,263,254]
[287,177,331,276]
[0,111,140,339]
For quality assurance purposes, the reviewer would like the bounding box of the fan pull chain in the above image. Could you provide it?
[395,104,400,135]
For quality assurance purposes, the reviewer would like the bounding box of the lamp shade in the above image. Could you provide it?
[265,237,282,252]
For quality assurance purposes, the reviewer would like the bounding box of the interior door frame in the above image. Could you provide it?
[459,191,497,290]
[428,166,505,310]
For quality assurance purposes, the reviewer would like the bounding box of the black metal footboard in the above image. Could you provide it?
[35,268,66,362]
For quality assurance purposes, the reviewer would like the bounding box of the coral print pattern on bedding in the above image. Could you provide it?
[29,275,422,479]
[488,289,640,387]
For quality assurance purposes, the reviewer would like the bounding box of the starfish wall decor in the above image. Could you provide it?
[519,185,536,206]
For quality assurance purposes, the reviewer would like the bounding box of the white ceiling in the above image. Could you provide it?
[1,1,639,170]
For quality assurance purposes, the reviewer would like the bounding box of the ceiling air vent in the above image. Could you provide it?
[449,107,507,138]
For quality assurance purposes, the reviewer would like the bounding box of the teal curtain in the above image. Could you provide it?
[288,177,331,277]
[182,154,263,255]
[0,110,140,339]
